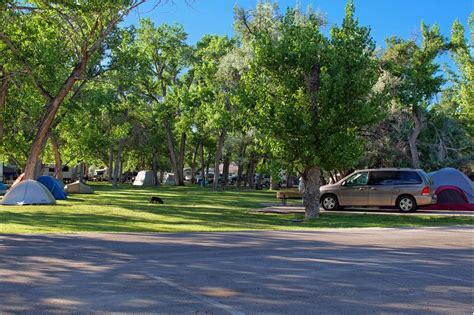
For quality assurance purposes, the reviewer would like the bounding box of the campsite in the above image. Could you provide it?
[0,182,472,234]
[0,1,473,314]
[0,167,472,233]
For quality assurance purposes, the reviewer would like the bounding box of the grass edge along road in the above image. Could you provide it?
[0,183,471,233]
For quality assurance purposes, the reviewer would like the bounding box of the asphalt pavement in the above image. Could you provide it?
[0,227,473,314]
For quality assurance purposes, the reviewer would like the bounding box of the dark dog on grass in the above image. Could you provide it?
[149,196,164,204]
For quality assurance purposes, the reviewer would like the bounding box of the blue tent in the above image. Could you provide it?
[37,176,67,200]
[0,182,7,196]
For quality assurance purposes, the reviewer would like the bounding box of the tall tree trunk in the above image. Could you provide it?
[302,165,321,219]
[108,144,114,183]
[177,132,186,186]
[436,133,447,163]
[408,106,423,169]
[286,170,292,188]
[112,139,124,188]
[222,152,230,191]
[213,129,226,190]
[236,163,244,187]
[0,65,8,145]
[78,163,84,182]
[164,121,181,186]
[119,161,123,183]
[34,159,43,180]
[246,156,256,188]
[23,60,88,180]
[152,150,159,186]
[243,161,251,187]
[236,143,246,187]
[270,174,280,190]
[50,132,63,180]
[191,142,199,184]
[200,141,205,185]
[206,150,212,183]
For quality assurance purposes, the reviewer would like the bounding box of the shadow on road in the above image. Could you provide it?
[0,229,472,313]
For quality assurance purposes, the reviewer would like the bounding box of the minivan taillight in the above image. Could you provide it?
[421,187,430,196]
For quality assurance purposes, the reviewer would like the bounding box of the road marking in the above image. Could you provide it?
[144,272,245,315]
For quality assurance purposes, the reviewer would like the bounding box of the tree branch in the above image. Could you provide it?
[0,32,54,102]
[87,1,147,57]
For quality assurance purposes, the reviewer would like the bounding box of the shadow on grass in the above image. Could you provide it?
[0,183,472,233]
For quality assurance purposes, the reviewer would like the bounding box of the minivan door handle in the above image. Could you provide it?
[369,187,377,190]
[358,187,365,191]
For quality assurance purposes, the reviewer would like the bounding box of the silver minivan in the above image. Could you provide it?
[320,168,436,212]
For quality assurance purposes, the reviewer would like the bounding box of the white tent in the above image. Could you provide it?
[133,170,156,186]
[65,181,94,194]
[164,173,175,185]
[2,180,56,205]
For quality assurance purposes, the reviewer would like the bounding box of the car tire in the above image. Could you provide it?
[321,194,340,211]
[397,195,417,213]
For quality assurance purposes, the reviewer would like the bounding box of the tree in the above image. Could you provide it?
[447,15,473,134]
[191,35,239,190]
[382,22,446,168]
[1,0,150,179]
[238,2,385,218]
[135,19,192,186]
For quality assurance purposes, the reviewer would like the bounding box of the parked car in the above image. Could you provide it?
[91,169,108,181]
[229,173,246,184]
[319,168,436,212]
[183,168,193,182]
[255,174,271,187]
[121,171,137,183]
[196,172,215,185]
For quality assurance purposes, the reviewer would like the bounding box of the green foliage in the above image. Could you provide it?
[383,23,446,110]
[192,35,238,132]
[1,1,472,183]
[447,16,474,133]
[239,2,385,171]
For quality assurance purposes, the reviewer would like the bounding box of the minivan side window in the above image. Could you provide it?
[345,172,368,186]
[368,171,398,185]
[396,171,422,184]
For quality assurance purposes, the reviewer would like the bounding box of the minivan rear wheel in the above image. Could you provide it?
[397,195,417,213]
[321,195,339,211]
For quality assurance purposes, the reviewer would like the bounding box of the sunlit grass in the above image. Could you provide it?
[0,183,471,233]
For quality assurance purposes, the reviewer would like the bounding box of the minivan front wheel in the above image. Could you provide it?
[321,195,339,211]
[397,195,417,213]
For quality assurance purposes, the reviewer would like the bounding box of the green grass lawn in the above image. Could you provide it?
[0,183,471,233]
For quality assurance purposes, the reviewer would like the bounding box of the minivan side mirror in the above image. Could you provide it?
[341,181,346,186]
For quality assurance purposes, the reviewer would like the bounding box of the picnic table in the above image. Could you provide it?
[276,191,303,205]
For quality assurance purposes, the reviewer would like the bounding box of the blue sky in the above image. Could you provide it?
[124,0,473,47]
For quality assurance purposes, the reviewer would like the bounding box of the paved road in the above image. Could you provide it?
[1,227,473,314]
